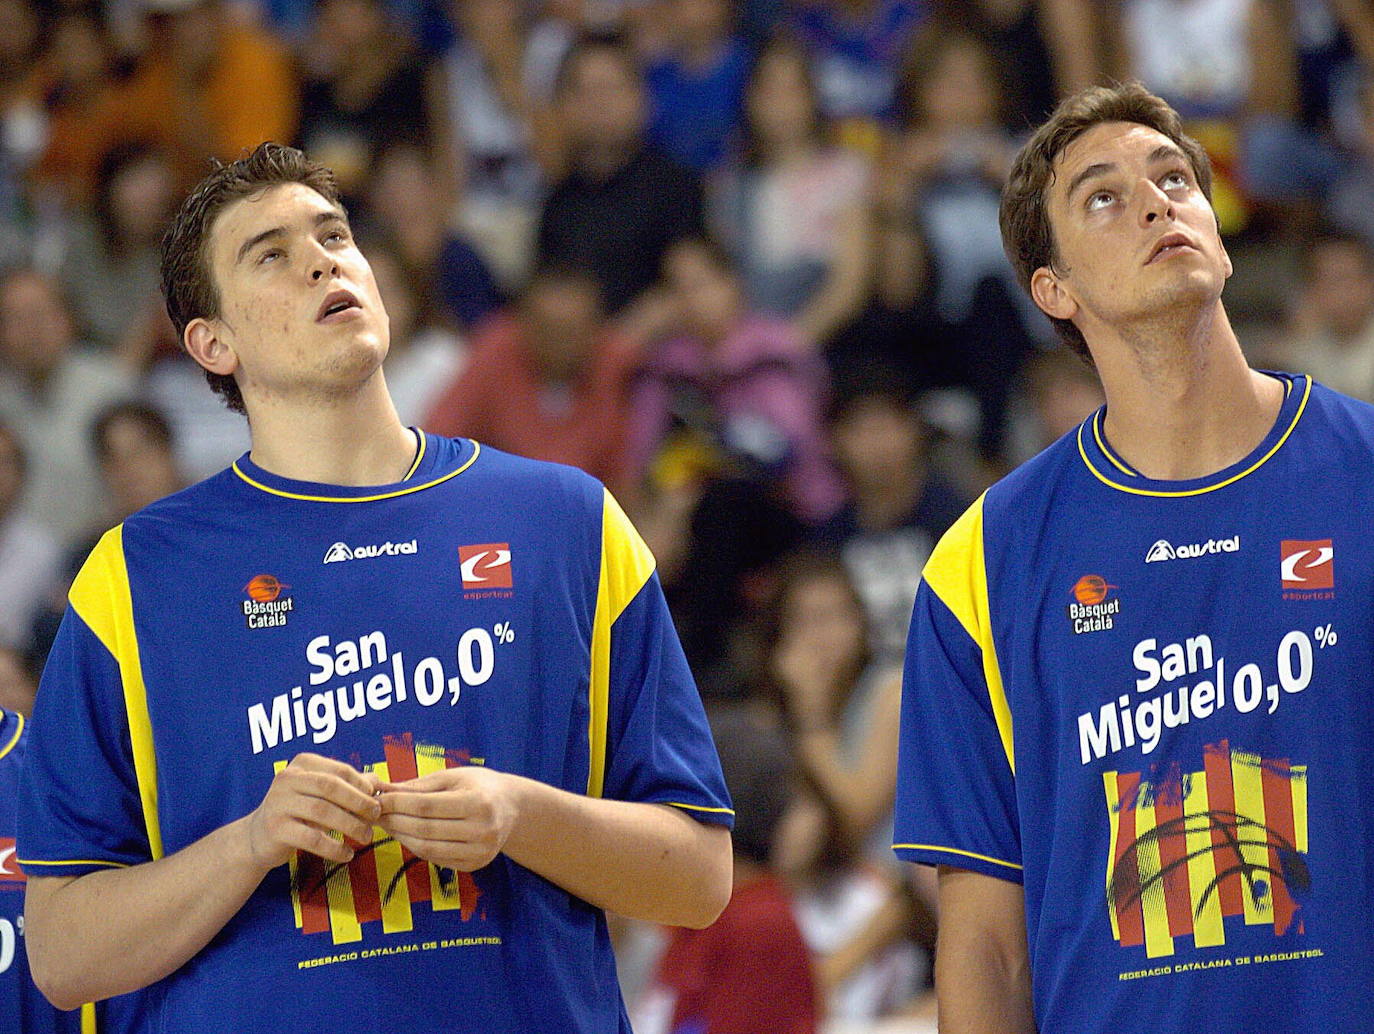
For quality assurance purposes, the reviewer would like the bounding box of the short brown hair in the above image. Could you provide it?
[160,142,342,413]
[999,82,1212,361]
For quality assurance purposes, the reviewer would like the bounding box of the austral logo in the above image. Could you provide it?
[1281,539,1334,600]
[459,544,513,598]
[1145,536,1239,563]
[1067,575,1120,634]
[323,540,418,564]
[243,574,294,629]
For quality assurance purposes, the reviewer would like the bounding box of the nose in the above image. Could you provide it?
[307,240,338,282]
[1137,177,1174,226]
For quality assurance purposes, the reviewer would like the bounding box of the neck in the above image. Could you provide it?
[1093,304,1283,480]
[243,376,416,486]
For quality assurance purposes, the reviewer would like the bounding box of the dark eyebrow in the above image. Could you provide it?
[235,208,349,265]
[1064,143,1191,204]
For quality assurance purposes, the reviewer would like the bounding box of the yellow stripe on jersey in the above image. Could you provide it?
[889,842,1023,871]
[1182,771,1226,948]
[416,743,463,912]
[920,494,1015,775]
[587,489,657,798]
[1291,764,1308,854]
[81,1002,96,1034]
[1078,377,1310,497]
[0,710,22,760]
[1133,793,1175,958]
[69,526,164,860]
[1230,749,1273,927]
[1103,773,1124,943]
[232,440,480,503]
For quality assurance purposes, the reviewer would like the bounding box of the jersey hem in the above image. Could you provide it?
[893,842,1024,882]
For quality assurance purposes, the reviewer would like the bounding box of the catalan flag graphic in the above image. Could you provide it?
[1103,741,1309,959]
[277,734,483,945]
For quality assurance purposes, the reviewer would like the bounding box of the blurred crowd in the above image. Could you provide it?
[1,0,1372,1027]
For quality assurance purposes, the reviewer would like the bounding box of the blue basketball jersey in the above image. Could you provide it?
[19,435,732,1033]
[895,374,1374,1031]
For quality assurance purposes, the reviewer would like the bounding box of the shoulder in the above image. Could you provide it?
[465,441,608,515]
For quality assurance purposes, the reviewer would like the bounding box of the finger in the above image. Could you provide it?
[282,822,355,865]
[288,753,381,798]
[389,832,493,873]
[288,795,379,846]
[376,788,480,820]
[374,769,464,794]
[279,769,381,823]
[377,811,486,841]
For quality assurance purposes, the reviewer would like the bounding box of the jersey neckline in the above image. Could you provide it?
[1076,372,1310,497]
[231,432,479,503]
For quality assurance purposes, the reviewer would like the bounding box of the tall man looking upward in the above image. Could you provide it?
[894,82,1374,1032]
[17,143,733,1032]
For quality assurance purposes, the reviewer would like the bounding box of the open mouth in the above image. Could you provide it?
[317,289,361,322]
[1148,234,1194,264]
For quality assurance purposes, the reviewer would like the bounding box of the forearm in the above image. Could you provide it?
[935,867,1036,1034]
[936,929,1036,1033]
[25,815,267,1008]
[501,775,732,928]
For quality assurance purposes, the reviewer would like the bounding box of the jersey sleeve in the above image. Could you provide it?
[17,528,152,877]
[591,489,734,827]
[892,495,1022,882]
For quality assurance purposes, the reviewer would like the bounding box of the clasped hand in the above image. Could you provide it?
[245,753,519,874]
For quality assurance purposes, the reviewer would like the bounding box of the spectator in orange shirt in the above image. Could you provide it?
[423,263,636,492]
[118,0,298,188]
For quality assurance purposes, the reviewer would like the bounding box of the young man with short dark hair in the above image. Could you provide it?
[18,142,732,1032]
[894,82,1374,1031]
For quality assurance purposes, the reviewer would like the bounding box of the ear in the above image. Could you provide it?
[183,317,238,377]
[1030,265,1078,322]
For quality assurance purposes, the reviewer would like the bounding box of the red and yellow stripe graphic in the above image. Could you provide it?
[279,735,483,945]
[1103,741,1308,958]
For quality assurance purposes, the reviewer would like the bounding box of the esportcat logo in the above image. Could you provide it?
[1145,536,1239,563]
[323,539,418,564]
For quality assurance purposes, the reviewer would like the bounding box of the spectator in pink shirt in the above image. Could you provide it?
[631,235,843,526]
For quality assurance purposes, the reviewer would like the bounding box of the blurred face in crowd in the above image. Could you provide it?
[671,0,731,48]
[1306,240,1374,341]
[0,0,38,74]
[0,428,24,521]
[831,397,925,496]
[317,0,387,56]
[522,275,603,384]
[110,151,178,247]
[187,183,390,409]
[50,12,110,89]
[747,45,816,154]
[664,241,740,344]
[779,569,867,686]
[917,38,998,132]
[148,0,223,79]
[98,414,182,518]
[559,46,646,154]
[0,272,77,383]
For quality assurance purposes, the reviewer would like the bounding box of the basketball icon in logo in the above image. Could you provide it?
[245,574,288,602]
[1072,574,1113,606]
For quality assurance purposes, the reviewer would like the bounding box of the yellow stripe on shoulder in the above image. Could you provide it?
[920,494,1016,776]
[68,526,164,860]
[586,489,658,799]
